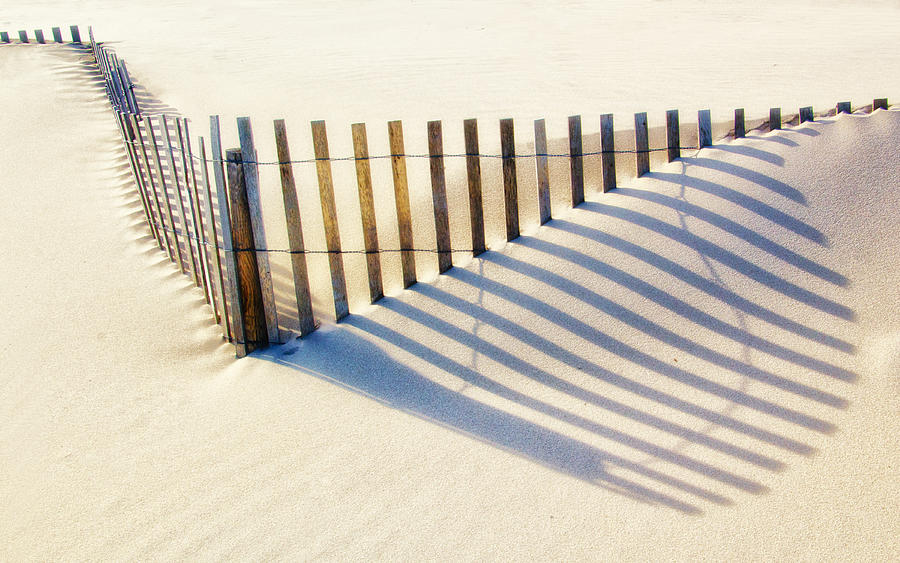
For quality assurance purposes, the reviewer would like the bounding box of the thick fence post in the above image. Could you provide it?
[600,113,616,192]
[351,122,384,303]
[273,120,316,336]
[428,120,452,273]
[69,25,81,44]
[211,115,242,346]
[146,115,183,267]
[311,120,350,321]
[52,27,62,43]
[799,106,814,123]
[873,98,888,111]
[734,108,746,138]
[568,115,584,206]
[198,137,230,337]
[225,149,269,354]
[634,112,650,177]
[388,120,416,288]
[769,107,781,130]
[666,109,680,162]
[836,101,851,114]
[533,118,551,224]
[34,29,45,44]
[500,118,519,241]
[698,109,712,148]
[464,118,486,256]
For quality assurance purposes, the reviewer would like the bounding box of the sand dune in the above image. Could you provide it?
[2,4,900,560]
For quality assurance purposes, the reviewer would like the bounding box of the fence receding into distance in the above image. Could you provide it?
[2,26,891,358]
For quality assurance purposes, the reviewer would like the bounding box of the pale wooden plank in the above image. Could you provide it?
[388,120,417,288]
[464,118,486,256]
[146,115,184,268]
[351,122,384,303]
[428,120,452,273]
[533,118,551,224]
[500,118,519,241]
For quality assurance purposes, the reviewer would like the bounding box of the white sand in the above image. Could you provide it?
[2,4,900,560]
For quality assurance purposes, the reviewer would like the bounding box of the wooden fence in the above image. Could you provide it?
[3,26,891,358]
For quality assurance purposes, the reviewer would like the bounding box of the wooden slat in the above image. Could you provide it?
[69,25,81,44]
[499,118,519,241]
[175,118,204,288]
[274,120,316,336]
[769,107,781,131]
[132,114,168,252]
[0,33,9,44]
[836,102,852,114]
[600,113,616,192]
[634,112,650,177]
[118,59,139,114]
[210,115,242,347]
[18,30,28,43]
[533,118,551,224]
[198,137,226,330]
[388,120,416,288]
[799,106,814,123]
[311,120,350,321]
[116,112,157,241]
[162,114,200,280]
[225,148,269,354]
[463,118,486,256]
[568,115,584,206]
[236,116,280,343]
[428,120,452,273]
[698,109,712,147]
[351,122,384,303]
[734,108,746,138]
[145,115,183,267]
[34,29,45,44]
[873,98,888,111]
[51,27,62,43]
[180,119,214,304]
[666,109,680,162]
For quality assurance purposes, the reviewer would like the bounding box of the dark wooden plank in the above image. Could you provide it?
[836,101,852,114]
[34,29,45,44]
[698,109,712,147]
[600,113,616,192]
[388,120,417,288]
[162,114,200,280]
[769,107,781,130]
[311,120,350,321]
[18,30,28,43]
[351,122,384,303]
[210,115,242,347]
[568,115,584,206]
[146,115,184,268]
[0,33,9,44]
[533,118,551,224]
[464,118,486,256]
[52,27,62,43]
[633,112,650,177]
[734,108,746,138]
[274,120,316,336]
[428,120,452,273]
[500,118,519,241]
[226,149,269,354]
[69,25,80,44]
[666,109,680,162]
[873,98,888,111]
[799,106,814,123]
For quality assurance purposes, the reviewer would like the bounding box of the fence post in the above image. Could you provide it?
[799,106,814,123]
[568,115,584,206]
[351,122,384,303]
[734,108,746,138]
[769,107,781,130]
[211,115,243,347]
[698,109,712,148]
[311,120,350,321]
[428,120,452,273]
[633,112,650,177]
[0,32,9,43]
[533,118,551,224]
[236,117,280,342]
[34,29,45,44]
[666,109,680,162]
[388,120,416,288]
[600,113,616,192]
[18,30,28,43]
[162,114,201,281]
[146,115,184,267]
[198,137,230,337]
[69,25,81,44]
[52,27,62,43]
[464,118,486,256]
[499,118,519,241]
[873,98,888,111]
[226,148,269,354]
[273,120,316,336]
[836,101,851,114]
